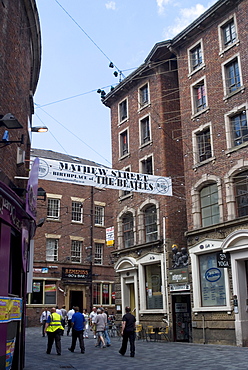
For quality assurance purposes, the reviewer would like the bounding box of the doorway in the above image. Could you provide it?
[69,291,83,312]
[172,294,191,342]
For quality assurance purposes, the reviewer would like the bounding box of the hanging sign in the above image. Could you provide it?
[31,157,172,196]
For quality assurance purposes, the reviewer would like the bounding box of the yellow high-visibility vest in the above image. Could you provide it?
[46,312,64,332]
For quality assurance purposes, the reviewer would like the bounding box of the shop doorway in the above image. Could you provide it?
[172,294,191,342]
[69,291,83,312]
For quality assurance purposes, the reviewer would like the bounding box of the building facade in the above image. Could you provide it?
[171,0,248,346]
[103,43,189,341]
[0,0,41,368]
[27,149,116,326]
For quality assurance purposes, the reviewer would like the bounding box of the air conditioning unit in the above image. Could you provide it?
[17,147,25,164]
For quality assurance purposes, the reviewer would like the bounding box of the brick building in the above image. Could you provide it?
[103,43,189,341]
[0,0,41,368]
[170,0,248,345]
[27,149,116,326]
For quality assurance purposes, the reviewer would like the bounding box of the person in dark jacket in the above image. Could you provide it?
[119,306,136,357]
[68,306,85,354]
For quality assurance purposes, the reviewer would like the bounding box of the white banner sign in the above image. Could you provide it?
[32,157,172,196]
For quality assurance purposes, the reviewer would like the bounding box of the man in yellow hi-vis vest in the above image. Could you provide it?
[45,307,64,355]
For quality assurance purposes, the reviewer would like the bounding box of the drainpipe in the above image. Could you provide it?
[163,217,169,326]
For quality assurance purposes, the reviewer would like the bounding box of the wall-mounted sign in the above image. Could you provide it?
[31,156,172,196]
[168,268,189,284]
[0,297,22,323]
[169,284,190,292]
[106,226,114,246]
[62,267,91,281]
[217,252,231,268]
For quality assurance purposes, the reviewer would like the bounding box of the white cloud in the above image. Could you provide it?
[163,3,213,39]
[105,1,116,10]
[156,0,171,15]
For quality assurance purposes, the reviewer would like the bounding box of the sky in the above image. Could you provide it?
[32,0,216,167]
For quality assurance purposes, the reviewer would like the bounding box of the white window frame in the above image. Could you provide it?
[139,154,154,175]
[46,238,59,262]
[189,240,231,312]
[119,127,129,159]
[94,242,103,265]
[221,53,243,99]
[70,238,83,263]
[95,204,105,226]
[187,38,205,76]
[138,82,150,110]
[192,122,214,166]
[27,279,58,306]
[71,200,83,223]
[218,14,239,55]
[47,194,62,220]
[139,114,152,147]
[190,76,208,117]
[118,97,128,124]
[224,102,248,151]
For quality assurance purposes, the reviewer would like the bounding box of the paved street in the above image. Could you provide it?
[24,327,248,370]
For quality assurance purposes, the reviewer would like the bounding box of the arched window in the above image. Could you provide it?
[200,183,220,227]
[144,205,157,242]
[122,213,134,248]
[234,170,248,217]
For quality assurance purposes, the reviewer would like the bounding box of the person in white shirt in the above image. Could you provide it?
[40,307,51,337]
[67,307,75,336]
[89,307,97,339]
[83,309,89,338]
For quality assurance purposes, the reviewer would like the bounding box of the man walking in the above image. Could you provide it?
[68,306,85,354]
[45,307,64,355]
[119,306,136,357]
[40,307,50,337]
[67,306,75,336]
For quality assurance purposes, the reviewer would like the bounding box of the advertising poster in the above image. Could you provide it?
[6,338,16,370]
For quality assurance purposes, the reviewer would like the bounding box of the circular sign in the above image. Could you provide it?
[38,159,49,178]
[205,267,221,282]
[155,178,170,194]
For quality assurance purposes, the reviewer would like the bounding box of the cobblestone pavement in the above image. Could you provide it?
[24,327,248,370]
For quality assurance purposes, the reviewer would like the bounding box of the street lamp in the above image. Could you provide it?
[31,126,48,133]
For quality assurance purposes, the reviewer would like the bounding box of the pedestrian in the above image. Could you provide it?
[60,305,67,335]
[119,306,136,357]
[100,307,111,346]
[68,306,85,354]
[83,309,89,338]
[40,307,50,337]
[56,305,62,316]
[45,307,64,355]
[89,306,97,339]
[67,306,75,336]
[94,308,106,348]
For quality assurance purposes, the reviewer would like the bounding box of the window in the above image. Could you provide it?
[119,99,128,122]
[29,280,57,305]
[102,284,109,305]
[47,198,60,219]
[199,253,226,307]
[95,206,104,226]
[46,239,58,261]
[140,116,151,145]
[234,170,248,217]
[71,201,83,223]
[222,19,236,47]
[191,44,202,71]
[94,243,103,265]
[196,127,212,162]
[200,184,220,227]
[145,264,163,309]
[139,83,149,108]
[93,283,100,305]
[120,130,129,157]
[141,156,153,175]
[225,58,240,94]
[71,240,82,263]
[92,283,115,305]
[231,111,248,147]
[193,80,206,113]
[121,166,131,198]
[122,213,134,248]
[145,205,157,242]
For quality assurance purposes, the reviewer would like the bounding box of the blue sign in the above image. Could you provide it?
[205,268,221,282]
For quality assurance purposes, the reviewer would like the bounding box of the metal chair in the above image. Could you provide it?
[145,325,156,341]
[157,326,169,341]
[135,324,143,340]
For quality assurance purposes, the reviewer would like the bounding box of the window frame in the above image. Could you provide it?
[94,242,104,265]
[71,239,82,263]
[140,155,153,175]
[71,200,83,223]
[234,170,248,218]
[191,76,208,117]
[46,238,59,262]
[188,39,205,76]
[138,83,150,109]
[144,204,158,243]
[122,212,134,248]
[47,197,61,220]
[119,128,129,159]
[95,205,105,226]
[218,14,239,55]
[139,114,151,147]
[27,279,58,306]
[192,123,213,166]
[118,98,128,124]
[224,103,248,151]
[222,53,243,99]
[200,183,220,227]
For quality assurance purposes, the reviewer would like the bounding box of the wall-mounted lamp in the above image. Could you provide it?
[0,113,23,129]
[31,126,48,133]
[37,187,46,201]
[136,250,142,256]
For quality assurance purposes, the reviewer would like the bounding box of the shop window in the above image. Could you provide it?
[71,201,83,223]
[47,198,60,219]
[145,264,163,309]
[234,170,248,217]
[123,212,134,248]
[71,240,82,263]
[199,253,226,306]
[30,280,56,305]
[145,205,157,242]
[200,184,220,227]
